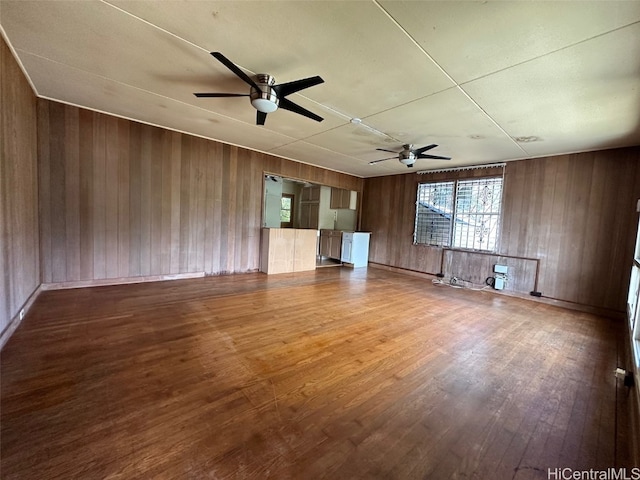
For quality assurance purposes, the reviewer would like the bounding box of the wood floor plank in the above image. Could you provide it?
[0,268,634,479]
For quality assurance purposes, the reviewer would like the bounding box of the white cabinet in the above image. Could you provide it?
[340,232,371,268]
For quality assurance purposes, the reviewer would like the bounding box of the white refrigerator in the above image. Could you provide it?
[340,232,371,268]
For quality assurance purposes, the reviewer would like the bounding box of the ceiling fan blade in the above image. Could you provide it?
[414,144,438,155]
[369,157,396,165]
[257,111,267,126]
[211,52,261,91]
[376,148,399,154]
[279,98,323,122]
[417,154,451,160]
[274,76,324,97]
[194,93,249,97]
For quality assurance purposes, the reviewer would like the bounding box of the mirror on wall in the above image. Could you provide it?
[262,174,357,231]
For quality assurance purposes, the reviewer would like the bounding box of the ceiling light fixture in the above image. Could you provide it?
[250,74,279,113]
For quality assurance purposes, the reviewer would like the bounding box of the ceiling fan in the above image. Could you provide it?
[194,52,325,126]
[369,144,451,168]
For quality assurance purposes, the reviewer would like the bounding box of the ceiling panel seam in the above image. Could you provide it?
[458,19,640,87]
[372,0,530,155]
[101,0,209,53]
[100,0,325,114]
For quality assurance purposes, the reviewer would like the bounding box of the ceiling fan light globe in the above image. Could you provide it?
[250,79,279,113]
[251,98,278,113]
[400,157,415,166]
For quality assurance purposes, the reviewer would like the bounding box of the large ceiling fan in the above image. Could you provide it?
[194,52,325,126]
[369,144,451,168]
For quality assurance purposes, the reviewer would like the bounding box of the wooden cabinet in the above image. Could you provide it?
[300,186,321,229]
[301,186,321,203]
[261,228,317,274]
[299,203,319,229]
[330,234,342,259]
[319,230,343,260]
[319,234,331,258]
[330,188,351,209]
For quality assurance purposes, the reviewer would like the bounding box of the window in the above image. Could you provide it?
[414,177,503,251]
[280,194,294,228]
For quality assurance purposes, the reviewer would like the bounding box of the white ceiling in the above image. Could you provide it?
[1,1,639,178]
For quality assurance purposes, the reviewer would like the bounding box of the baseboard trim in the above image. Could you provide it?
[0,284,43,351]
[368,262,626,320]
[368,263,436,280]
[41,272,206,291]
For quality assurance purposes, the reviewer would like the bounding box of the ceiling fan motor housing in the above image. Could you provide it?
[370,142,449,167]
[400,145,416,166]
[250,74,279,113]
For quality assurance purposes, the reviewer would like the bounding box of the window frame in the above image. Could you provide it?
[280,193,294,228]
[413,176,504,253]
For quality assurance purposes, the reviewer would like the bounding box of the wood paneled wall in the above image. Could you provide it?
[37,101,363,284]
[442,250,539,294]
[502,151,640,311]
[362,150,640,313]
[0,36,40,336]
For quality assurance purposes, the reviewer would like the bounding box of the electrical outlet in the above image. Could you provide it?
[19,308,25,320]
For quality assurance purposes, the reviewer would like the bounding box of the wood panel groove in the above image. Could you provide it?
[37,101,52,284]
[50,103,67,282]
[105,115,120,280]
[79,109,94,281]
[117,118,130,278]
[64,106,80,281]
[92,113,107,280]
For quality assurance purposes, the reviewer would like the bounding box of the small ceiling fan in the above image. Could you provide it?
[194,52,324,126]
[369,144,451,168]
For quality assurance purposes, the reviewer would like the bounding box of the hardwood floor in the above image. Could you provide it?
[0,268,633,479]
